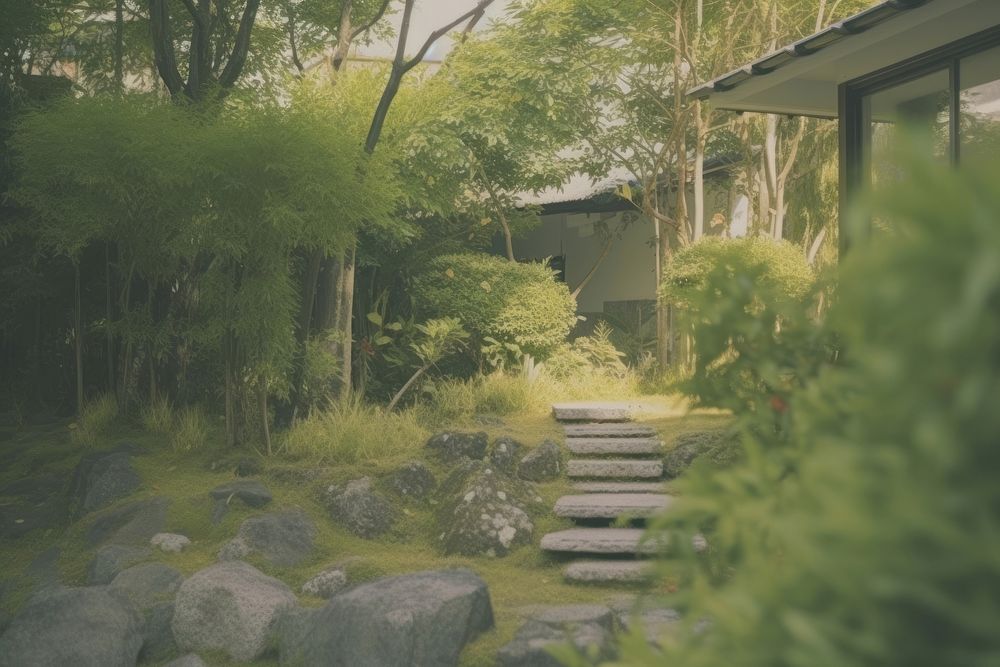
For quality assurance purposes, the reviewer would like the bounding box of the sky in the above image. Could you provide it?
[357,0,514,61]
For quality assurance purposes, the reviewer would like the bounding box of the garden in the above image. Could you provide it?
[1,1,999,666]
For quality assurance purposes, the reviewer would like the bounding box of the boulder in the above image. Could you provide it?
[325,478,395,539]
[301,567,348,599]
[111,563,185,661]
[386,461,436,501]
[25,546,62,591]
[435,461,538,557]
[209,480,272,524]
[85,496,169,546]
[487,436,524,473]
[663,429,737,478]
[87,544,152,585]
[68,451,142,518]
[0,586,143,667]
[151,532,191,553]
[218,510,316,567]
[172,561,296,662]
[279,568,494,667]
[497,605,616,667]
[518,440,562,482]
[426,431,488,461]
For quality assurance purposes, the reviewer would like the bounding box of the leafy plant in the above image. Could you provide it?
[621,151,1000,667]
[70,394,119,447]
[411,253,577,360]
[386,317,469,412]
[140,396,174,435]
[170,406,210,453]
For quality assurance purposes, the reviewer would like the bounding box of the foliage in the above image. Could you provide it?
[621,153,1000,666]
[544,322,627,380]
[171,406,210,453]
[70,394,119,446]
[412,253,577,360]
[661,236,815,309]
[299,333,341,414]
[140,396,174,434]
[281,400,426,464]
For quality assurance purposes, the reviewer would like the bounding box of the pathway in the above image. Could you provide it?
[540,403,671,584]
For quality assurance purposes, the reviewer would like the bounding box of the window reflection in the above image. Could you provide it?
[960,45,1000,163]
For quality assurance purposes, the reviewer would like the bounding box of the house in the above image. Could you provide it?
[689,0,1000,252]
[507,159,741,335]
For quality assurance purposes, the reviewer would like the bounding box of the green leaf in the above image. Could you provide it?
[366,312,383,326]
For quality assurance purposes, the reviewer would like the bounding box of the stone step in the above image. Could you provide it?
[552,404,632,422]
[572,481,669,494]
[540,528,661,554]
[563,424,656,438]
[565,438,663,456]
[554,493,672,519]
[563,560,654,584]
[567,459,664,479]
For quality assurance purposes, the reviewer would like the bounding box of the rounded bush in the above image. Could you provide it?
[661,236,814,308]
[412,253,577,358]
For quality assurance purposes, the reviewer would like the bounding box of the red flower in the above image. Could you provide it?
[769,395,788,413]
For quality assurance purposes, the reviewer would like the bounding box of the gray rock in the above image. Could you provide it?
[518,440,562,482]
[209,479,272,524]
[386,461,436,501]
[111,562,185,664]
[88,544,152,585]
[164,654,207,667]
[325,478,395,539]
[110,563,184,608]
[172,561,296,662]
[68,451,141,518]
[487,436,524,473]
[614,604,681,644]
[25,546,62,591]
[278,568,493,667]
[663,429,737,478]
[435,462,537,557]
[301,567,348,598]
[0,586,143,667]
[426,431,488,461]
[497,605,616,667]
[151,531,191,552]
[85,496,169,546]
[218,510,316,567]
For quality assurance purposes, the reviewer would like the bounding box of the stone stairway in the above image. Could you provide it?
[540,403,671,584]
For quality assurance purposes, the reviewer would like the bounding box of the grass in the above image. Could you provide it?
[0,391,732,667]
[69,393,118,447]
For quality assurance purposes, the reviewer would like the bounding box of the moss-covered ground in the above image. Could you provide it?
[0,398,731,666]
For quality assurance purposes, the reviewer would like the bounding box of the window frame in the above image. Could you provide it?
[838,25,1000,254]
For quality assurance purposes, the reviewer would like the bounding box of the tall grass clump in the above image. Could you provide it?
[170,406,210,453]
[70,394,119,446]
[140,396,175,434]
[282,400,427,464]
[612,150,1000,666]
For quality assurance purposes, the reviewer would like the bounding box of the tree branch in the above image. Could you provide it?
[218,0,261,90]
[149,0,185,96]
[351,0,392,40]
[400,0,494,74]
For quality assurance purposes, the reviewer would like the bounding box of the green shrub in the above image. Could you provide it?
[544,322,627,380]
[140,396,174,434]
[618,152,1000,666]
[281,400,427,464]
[171,406,209,453]
[70,394,119,446]
[411,253,577,359]
[661,236,815,309]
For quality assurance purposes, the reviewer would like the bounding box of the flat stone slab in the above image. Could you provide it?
[572,481,669,494]
[566,438,663,456]
[552,403,632,422]
[564,560,654,584]
[540,528,660,554]
[554,494,672,519]
[563,424,657,438]
[567,459,664,479]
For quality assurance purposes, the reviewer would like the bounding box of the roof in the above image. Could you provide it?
[688,0,1000,117]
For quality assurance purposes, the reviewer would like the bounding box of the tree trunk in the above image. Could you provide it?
[114,0,124,92]
[693,104,706,241]
[105,243,115,396]
[338,244,356,397]
[74,260,83,416]
[571,236,613,300]
[224,334,235,447]
[258,382,271,455]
